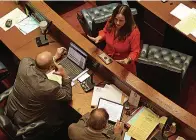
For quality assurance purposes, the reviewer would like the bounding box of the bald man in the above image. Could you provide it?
[5,47,74,135]
[68,108,123,140]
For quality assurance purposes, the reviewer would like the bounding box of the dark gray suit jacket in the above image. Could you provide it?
[5,58,72,128]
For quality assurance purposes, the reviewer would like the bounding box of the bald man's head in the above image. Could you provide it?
[87,108,109,131]
[35,51,53,70]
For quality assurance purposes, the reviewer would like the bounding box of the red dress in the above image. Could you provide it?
[99,23,141,75]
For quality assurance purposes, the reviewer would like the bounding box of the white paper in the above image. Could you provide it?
[191,8,196,38]
[191,30,196,38]
[78,72,90,82]
[124,132,132,140]
[170,3,192,20]
[128,90,140,107]
[91,86,122,106]
[0,8,27,31]
[47,70,77,87]
[15,16,39,35]
[176,136,185,140]
[47,70,62,85]
[175,8,196,35]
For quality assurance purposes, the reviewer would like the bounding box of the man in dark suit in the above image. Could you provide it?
[68,108,123,140]
[5,47,75,136]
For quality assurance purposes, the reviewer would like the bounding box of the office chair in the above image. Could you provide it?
[0,87,46,140]
[0,61,10,90]
[77,1,137,49]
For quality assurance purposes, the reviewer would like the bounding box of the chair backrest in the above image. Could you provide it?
[136,44,192,102]
[0,61,9,82]
[81,3,137,37]
[0,87,46,140]
[0,114,19,140]
[0,87,20,140]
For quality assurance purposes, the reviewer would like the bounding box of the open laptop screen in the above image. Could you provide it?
[97,98,123,123]
[67,42,87,70]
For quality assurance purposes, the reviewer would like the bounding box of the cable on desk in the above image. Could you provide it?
[48,40,56,43]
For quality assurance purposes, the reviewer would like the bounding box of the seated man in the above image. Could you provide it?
[4,47,73,135]
[68,108,123,140]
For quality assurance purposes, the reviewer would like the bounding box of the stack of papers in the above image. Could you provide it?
[15,16,39,35]
[91,84,123,106]
[0,8,39,35]
[170,3,196,37]
[0,8,27,31]
[47,70,62,85]
[127,106,160,140]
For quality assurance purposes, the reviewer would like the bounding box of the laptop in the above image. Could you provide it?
[97,98,124,132]
[59,42,88,79]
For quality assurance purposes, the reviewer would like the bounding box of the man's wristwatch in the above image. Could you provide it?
[53,56,58,65]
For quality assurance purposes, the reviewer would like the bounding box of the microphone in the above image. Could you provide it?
[36,21,52,47]
[44,21,52,40]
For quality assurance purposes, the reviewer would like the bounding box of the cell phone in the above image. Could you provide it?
[98,53,113,65]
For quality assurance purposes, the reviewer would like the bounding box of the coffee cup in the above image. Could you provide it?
[39,21,48,34]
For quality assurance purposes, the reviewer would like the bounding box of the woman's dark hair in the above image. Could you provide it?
[107,4,136,41]
[87,108,109,130]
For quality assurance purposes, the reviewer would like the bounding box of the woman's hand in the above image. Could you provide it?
[87,35,102,44]
[116,58,131,65]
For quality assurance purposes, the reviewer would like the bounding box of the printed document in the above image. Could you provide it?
[0,8,27,31]
[15,16,39,35]
[170,3,192,20]
[127,107,159,140]
[91,85,122,106]
[175,9,196,35]
[47,70,62,85]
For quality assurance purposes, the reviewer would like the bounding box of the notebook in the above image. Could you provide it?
[59,42,88,79]
[97,98,123,132]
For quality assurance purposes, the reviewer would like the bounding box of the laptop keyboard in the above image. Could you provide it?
[59,57,83,79]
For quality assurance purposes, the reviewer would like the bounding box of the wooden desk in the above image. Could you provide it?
[30,1,196,139]
[1,1,196,139]
[138,1,196,42]
[0,2,43,53]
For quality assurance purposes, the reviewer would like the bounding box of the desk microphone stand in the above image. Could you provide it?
[36,21,52,47]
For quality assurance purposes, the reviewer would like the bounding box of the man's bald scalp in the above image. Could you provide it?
[87,108,109,130]
[35,51,53,70]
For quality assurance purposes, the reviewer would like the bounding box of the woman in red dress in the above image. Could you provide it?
[88,4,141,75]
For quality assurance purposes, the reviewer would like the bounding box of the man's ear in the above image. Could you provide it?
[104,120,109,128]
